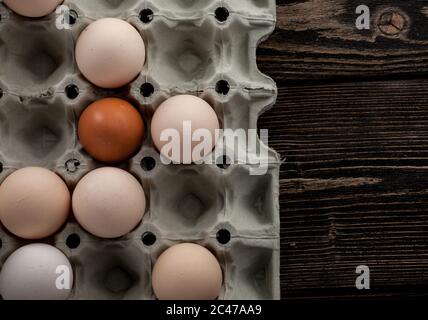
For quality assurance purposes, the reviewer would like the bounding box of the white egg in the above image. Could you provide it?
[0,244,73,300]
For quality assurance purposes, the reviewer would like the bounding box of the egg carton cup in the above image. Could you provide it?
[0,0,280,300]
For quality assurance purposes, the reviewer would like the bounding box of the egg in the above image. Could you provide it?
[0,167,70,239]
[151,95,220,164]
[75,18,146,89]
[72,167,146,239]
[78,98,145,163]
[0,244,73,300]
[3,0,63,18]
[152,243,223,300]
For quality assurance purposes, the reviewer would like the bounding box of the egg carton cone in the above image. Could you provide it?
[0,0,280,300]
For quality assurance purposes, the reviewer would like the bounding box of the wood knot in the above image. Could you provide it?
[377,10,407,37]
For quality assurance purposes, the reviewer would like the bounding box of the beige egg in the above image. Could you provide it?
[0,167,70,240]
[3,0,63,18]
[152,243,223,300]
[151,95,220,164]
[75,18,146,89]
[72,167,146,239]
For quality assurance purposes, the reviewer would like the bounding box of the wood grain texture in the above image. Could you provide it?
[257,1,428,300]
[259,0,428,83]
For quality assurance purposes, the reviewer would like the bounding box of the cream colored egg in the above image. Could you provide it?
[3,0,63,18]
[151,95,220,164]
[72,167,146,239]
[152,243,223,300]
[0,167,70,240]
[75,18,146,89]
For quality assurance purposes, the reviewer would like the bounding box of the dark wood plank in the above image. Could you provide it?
[258,0,428,82]
[259,79,428,299]
[257,0,428,300]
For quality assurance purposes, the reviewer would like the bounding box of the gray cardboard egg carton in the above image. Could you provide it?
[0,0,280,300]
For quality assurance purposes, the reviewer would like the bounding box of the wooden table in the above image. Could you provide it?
[258,0,428,300]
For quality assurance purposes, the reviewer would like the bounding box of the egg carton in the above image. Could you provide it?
[0,0,280,300]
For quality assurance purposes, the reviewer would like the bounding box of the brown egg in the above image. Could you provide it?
[78,98,144,163]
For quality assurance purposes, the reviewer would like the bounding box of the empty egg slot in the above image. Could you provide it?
[222,92,252,131]
[226,165,278,232]
[144,18,221,90]
[0,21,72,93]
[104,266,134,294]
[221,18,275,86]
[150,165,224,233]
[76,244,149,300]
[0,97,74,166]
[226,241,276,300]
